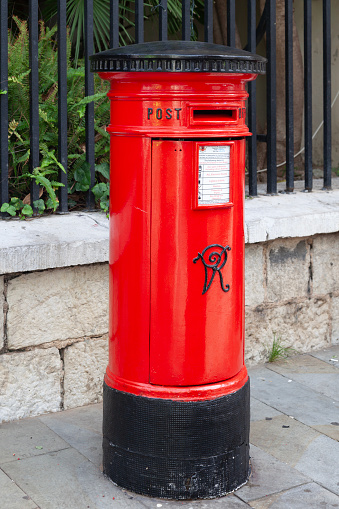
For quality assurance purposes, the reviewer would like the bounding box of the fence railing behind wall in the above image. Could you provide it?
[0,0,335,216]
[0,1,8,208]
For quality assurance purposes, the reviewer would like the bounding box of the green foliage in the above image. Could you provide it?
[71,161,110,214]
[33,199,46,214]
[42,0,205,64]
[30,169,65,212]
[6,17,110,214]
[1,197,33,219]
[267,334,295,363]
[92,163,110,214]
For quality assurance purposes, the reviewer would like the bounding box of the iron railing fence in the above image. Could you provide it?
[0,0,334,215]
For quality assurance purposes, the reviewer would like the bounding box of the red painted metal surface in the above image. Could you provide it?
[150,139,245,386]
[105,365,248,402]
[101,71,255,400]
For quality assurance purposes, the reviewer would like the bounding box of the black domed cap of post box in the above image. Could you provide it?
[90,40,266,74]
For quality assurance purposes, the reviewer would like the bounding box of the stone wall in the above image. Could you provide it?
[0,264,109,422]
[1,232,338,422]
[245,233,339,365]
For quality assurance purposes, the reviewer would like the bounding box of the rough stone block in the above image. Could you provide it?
[63,337,108,410]
[332,295,339,345]
[7,264,108,349]
[313,232,339,295]
[245,298,330,365]
[266,238,309,302]
[245,244,265,307]
[0,348,62,422]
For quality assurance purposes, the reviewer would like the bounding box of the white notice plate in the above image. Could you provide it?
[198,145,230,206]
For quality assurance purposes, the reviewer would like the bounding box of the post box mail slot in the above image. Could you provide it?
[91,40,266,500]
[193,109,235,119]
[192,108,237,123]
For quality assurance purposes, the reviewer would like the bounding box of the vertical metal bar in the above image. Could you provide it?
[227,0,236,47]
[0,0,9,210]
[85,0,96,209]
[247,0,257,197]
[266,0,277,194]
[304,0,312,191]
[285,0,294,192]
[323,0,331,189]
[58,0,68,212]
[135,0,144,44]
[29,0,40,207]
[159,0,168,41]
[182,0,191,41]
[204,0,213,43]
[110,0,119,48]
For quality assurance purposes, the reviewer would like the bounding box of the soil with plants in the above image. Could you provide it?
[2,1,206,219]
[1,17,110,218]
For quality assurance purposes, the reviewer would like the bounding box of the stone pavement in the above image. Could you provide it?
[1,346,338,509]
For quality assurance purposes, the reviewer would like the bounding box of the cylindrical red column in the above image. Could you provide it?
[91,41,266,499]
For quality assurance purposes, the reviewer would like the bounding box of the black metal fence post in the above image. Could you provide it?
[266,0,277,195]
[304,0,312,191]
[204,0,213,43]
[159,0,168,41]
[0,0,9,212]
[247,0,257,197]
[58,0,68,212]
[110,0,119,48]
[84,0,96,209]
[227,0,235,48]
[182,0,191,41]
[135,0,144,44]
[29,0,40,208]
[323,0,331,190]
[285,0,294,193]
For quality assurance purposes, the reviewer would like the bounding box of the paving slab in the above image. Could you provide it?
[234,445,309,503]
[266,354,339,401]
[0,417,70,464]
[311,423,339,442]
[249,365,339,426]
[310,345,339,368]
[40,403,103,467]
[294,434,339,495]
[250,397,282,422]
[40,402,103,434]
[250,415,320,467]
[1,448,151,509]
[248,482,339,509]
[140,493,250,508]
[0,468,38,509]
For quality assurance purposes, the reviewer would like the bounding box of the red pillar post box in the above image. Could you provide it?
[91,41,266,499]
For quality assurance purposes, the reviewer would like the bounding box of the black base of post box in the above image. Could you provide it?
[102,380,250,499]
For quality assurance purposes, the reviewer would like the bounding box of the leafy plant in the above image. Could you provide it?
[6,17,110,214]
[42,0,206,64]
[70,161,110,214]
[0,196,48,219]
[92,163,110,213]
[267,334,295,363]
[1,197,31,218]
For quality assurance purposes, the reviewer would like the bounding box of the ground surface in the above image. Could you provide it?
[1,346,338,509]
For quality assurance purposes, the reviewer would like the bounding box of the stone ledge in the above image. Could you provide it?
[245,187,339,244]
[0,212,109,274]
[1,188,339,274]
